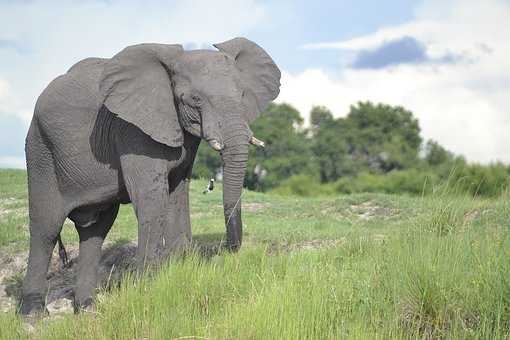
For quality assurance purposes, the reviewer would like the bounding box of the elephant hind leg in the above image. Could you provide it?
[73,203,119,312]
[20,216,66,315]
[20,174,67,316]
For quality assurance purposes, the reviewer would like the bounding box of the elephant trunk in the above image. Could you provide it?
[220,116,250,252]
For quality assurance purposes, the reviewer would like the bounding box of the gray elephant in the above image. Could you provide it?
[20,37,281,316]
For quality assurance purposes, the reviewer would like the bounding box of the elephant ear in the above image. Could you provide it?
[214,37,281,123]
[99,43,184,147]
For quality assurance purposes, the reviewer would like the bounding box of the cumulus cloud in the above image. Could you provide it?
[0,0,267,123]
[351,36,460,69]
[280,0,510,163]
[0,0,268,168]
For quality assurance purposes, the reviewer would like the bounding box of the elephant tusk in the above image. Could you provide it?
[250,136,265,148]
[209,140,223,151]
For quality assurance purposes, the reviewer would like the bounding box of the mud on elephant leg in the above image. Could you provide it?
[20,185,67,316]
[168,176,192,244]
[168,147,199,247]
[73,204,119,313]
[20,227,64,316]
[120,157,191,270]
[134,191,191,269]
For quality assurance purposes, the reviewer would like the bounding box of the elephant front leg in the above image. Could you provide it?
[121,156,191,269]
[136,207,189,269]
[165,135,199,253]
[169,176,192,243]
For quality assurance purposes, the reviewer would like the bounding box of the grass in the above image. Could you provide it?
[0,169,509,339]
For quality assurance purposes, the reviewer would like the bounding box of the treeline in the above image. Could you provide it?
[193,101,510,197]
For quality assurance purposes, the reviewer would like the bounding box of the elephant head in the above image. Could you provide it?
[99,37,281,251]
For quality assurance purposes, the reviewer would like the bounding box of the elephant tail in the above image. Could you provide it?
[57,234,69,268]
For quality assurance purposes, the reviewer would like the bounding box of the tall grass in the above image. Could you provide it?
[1,170,509,339]
[17,223,510,339]
[0,314,25,339]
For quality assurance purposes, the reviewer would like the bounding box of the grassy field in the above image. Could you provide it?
[0,169,509,339]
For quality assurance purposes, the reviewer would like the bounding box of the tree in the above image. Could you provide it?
[424,140,453,167]
[344,101,422,173]
[193,103,313,191]
[192,142,222,179]
[245,103,313,190]
[310,101,423,182]
[311,116,357,182]
[310,105,334,131]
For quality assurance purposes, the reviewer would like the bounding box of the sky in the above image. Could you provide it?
[0,0,508,168]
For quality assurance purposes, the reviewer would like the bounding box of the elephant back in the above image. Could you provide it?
[35,57,108,123]
[32,57,112,165]
[65,57,109,110]
[67,57,107,75]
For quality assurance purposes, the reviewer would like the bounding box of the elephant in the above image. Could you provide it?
[19,37,281,316]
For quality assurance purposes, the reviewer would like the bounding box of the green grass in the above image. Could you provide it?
[0,169,509,339]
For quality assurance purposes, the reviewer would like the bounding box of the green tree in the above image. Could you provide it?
[310,101,423,182]
[192,142,222,179]
[344,101,422,173]
[424,140,454,167]
[246,103,312,190]
[311,116,357,182]
[193,103,312,191]
[310,105,334,131]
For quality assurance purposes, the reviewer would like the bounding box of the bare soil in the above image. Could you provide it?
[0,242,137,316]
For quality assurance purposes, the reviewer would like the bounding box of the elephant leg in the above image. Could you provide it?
[20,179,66,315]
[73,204,119,312]
[120,156,190,270]
[169,144,199,245]
[179,178,192,240]
[173,136,200,242]
[169,176,192,243]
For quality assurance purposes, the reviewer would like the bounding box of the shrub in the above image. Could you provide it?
[276,164,510,198]
[271,174,335,197]
[334,169,439,196]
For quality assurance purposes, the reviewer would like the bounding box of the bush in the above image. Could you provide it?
[272,164,510,198]
[271,174,335,197]
[460,163,509,197]
[334,169,439,196]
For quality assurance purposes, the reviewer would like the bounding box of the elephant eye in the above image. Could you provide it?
[191,94,202,106]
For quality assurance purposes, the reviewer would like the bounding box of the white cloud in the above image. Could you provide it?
[0,0,267,168]
[0,0,267,124]
[279,0,510,164]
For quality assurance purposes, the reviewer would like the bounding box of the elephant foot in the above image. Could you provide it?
[73,297,94,314]
[19,293,48,318]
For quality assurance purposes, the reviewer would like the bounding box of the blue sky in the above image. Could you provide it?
[248,0,420,72]
[1,0,509,167]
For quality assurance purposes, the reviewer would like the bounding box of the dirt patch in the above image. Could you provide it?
[288,238,346,251]
[0,249,26,313]
[0,198,23,205]
[0,242,137,315]
[0,207,26,218]
[190,212,205,218]
[0,239,235,316]
[243,202,268,213]
[213,202,268,213]
[266,233,388,255]
[349,201,399,220]
[462,209,491,224]
[267,238,346,255]
[0,198,27,218]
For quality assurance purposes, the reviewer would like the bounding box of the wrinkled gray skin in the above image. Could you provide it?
[19,37,280,316]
